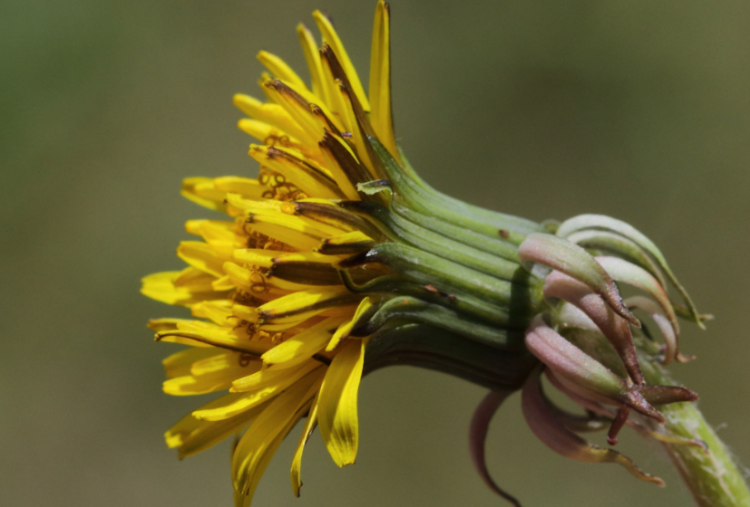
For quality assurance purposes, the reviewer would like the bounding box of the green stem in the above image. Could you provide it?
[371,138,541,242]
[338,270,522,328]
[641,361,750,507]
[397,148,545,235]
[352,295,526,350]
[364,323,537,391]
[340,242,544,316]
[392,200,521,262]
[345,200,527,282]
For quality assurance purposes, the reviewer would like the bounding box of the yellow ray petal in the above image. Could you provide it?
[317,230,377,255]
[163,347,225,378]
[166,394,273,459]
[248,144,343,199]
[163,350,261,396]
[177,241,228,278]
[156,325,271,356]
[212,275,235,291]
[148,318,191,332]
[245,219,321,251]
[141,271,223,306]
[230,357,320,392]
[234,249,341,268]
[258,286,360,324]
[266,257,343,288]
[320,47,380,179]
[262,315,348,368]
[296,23,328,105]
[226,195,335,250]
[332,78,374,173]
[269,76,343,134]
[257,50,309,93]
[326,296,379,351]
[260,276,324,293]
[214,177,270,200]
[239,118,287,144]
[163,373,234,396]
[155,335,214,348]
[294,199,376,235]
[290,386,322,496]
[191,300,234,325]
[224,262,273,295]
[318,130,373,193]
[317,339,365,467]
[318,57,353,135]
[231,369,322,498]
[233,94,315,145]
[190,350,260,377]
[313,10,370,112]
[262,79,324,142]
[185,219,235,241]
[173,266,222,292]
[368,1,400,163]
[181,177,229,213]
[225,260,324,293]
[232,249,276,268]
[195,362,322,421]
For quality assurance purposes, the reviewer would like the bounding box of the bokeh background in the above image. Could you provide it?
[2,0,749,506]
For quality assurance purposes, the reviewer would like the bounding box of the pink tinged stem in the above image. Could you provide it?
[595,256,680,341]
[469,390,522,507]
[607,408,631,445]
[525,316,627,399]
[557,302,600,332]
[543,270,645,385]
[521,367,665,487]
[518,234,640,327]
[546,368,619,416]
[525,317,664,424]
[625,295,694,364]
[546,370,707,450]
[625,295,679,364]
[565,229,668,289]
[635,384,699,405]
[541,395,610,433]
[555,214,704,329]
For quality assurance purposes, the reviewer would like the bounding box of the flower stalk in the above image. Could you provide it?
[638,352,750,507]
[142,3,749,505]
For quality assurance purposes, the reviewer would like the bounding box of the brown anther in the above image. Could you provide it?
[498,229,510,239]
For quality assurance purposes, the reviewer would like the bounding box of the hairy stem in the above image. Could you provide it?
[642,361,750,507]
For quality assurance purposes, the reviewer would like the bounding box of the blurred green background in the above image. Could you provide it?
[2,0,749,506]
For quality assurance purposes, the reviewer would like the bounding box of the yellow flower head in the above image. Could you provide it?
[143,2,710,506]
[142,3,403,505]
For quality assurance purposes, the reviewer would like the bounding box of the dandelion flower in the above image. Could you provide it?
[142,3,749,506]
